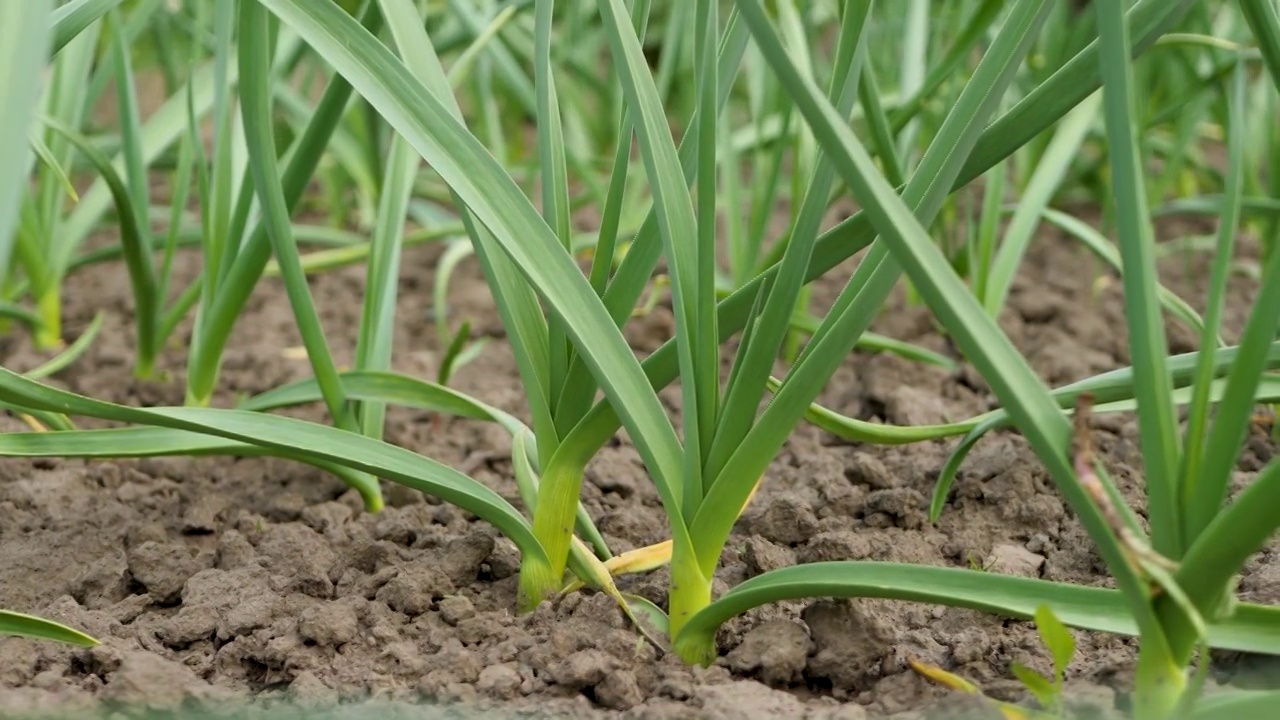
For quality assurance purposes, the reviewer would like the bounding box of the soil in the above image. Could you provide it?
[0,212,1274,720]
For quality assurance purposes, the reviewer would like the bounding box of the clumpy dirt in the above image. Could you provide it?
[0,211,1274,720]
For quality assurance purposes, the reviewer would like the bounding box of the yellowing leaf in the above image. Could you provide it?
[605,539,674,575]
[908,659,983,694]
[560,539,674,595]
[997,705,1033,720]
[565,535,668,651]
[909,659,1041,720]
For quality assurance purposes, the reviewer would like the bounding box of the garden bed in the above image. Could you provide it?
[0,211,1273,719]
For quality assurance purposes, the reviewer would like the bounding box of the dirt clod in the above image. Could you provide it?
[803,600,896,693]
[255,523,340,598]
[484,538,521,580]
[985,544,1046,577]
[298,599,360,647]
[289,670,339,707]
[695,681,810,718]
[551,649,616,690]
[440,532,496,584]
[126,541,213,603]
[216,529,257,570]
[376,565,455,616]
[742,536,797,576]
[595,669,644,710]
[749,495,819,545]
[476,662,524,699]
[439,595,477,626]
[726,620,811,685]
[99,650,217,711]
[845,452,898,489]
[863,488,928,530]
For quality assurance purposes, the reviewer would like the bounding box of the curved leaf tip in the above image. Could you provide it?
[0,610,99,647]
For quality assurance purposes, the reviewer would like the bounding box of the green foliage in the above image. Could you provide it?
[0,3,1277,718]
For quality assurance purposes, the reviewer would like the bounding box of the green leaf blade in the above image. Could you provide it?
[731,0,1166,655]
[1034,604,1076,684]
[0,610,98,647]
[0,369,546,564]
[596,0,707,508]
[675,561,1280,658]
[0,0,52,280]
[258,0,683,492]
[1096,0,1184,559]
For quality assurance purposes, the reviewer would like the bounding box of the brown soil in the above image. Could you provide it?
[0,214,1274,720]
